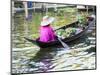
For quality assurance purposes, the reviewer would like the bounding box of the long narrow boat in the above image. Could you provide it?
[24,18,95,48]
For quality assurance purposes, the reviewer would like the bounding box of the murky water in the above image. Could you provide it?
[12,12,96,74]
[12,30,96,73]
[12,11,78,48]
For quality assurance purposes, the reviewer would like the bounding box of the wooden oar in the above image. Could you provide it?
[57,37,70,50]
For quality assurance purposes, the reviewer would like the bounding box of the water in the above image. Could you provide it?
[12,30,96,73]
[12,12,96,73]
[12,11,77,48]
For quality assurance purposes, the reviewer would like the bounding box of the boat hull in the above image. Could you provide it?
[25,20,94,48]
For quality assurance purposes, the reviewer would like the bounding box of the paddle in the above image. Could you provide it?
[57,37,70,50]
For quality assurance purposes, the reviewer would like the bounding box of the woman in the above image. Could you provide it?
[39,16,56,43]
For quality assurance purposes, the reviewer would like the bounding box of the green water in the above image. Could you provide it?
[12,32,96,73]
[12,8,96,73]
[12,9,77,48]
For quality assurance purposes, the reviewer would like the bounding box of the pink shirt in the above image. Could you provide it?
[39,25,56,42]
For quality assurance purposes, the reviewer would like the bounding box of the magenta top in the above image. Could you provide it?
[39,25,56,42]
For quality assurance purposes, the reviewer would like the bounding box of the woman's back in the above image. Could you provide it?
[39,25,56,42]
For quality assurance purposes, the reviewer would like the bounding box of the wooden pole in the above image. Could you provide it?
[23,2,28,19]
[46,4,48,15]
[76,5,79,20]
[86,6,89,15]
[33,2,35,13]
[12,1,15,16]
[12,1,15,31]
[54,4,57,16]
[54,4,57,11]
[23,2,29,37]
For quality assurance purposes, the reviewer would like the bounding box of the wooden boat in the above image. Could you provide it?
[24,19,95,48]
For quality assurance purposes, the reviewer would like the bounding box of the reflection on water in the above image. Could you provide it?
[12,10,96,74]
[12,10,77,48]
[12,12,43,48]
[29,48,57,72]
[12,30,96,73]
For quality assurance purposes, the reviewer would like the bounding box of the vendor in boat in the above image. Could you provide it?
[39,16,56,43]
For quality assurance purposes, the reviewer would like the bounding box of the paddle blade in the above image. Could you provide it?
[58,38,70,50]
